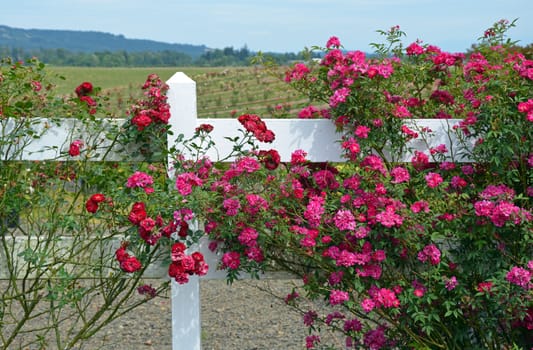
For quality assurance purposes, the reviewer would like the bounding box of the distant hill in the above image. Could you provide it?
[0,25,208,58]
[0,24,315,67]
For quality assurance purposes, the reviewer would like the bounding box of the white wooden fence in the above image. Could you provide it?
[1,71,467,349]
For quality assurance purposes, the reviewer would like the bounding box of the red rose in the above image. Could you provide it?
[139,217,156,232]
[79,95,96,107]
[251,120,267,133]
[258,149,281,170]
[137,284,157,298]
[172,242,187,254]
[152,106,170,124]
[85,193,106,213]
[168,261,189,284]
[128,202,147,225]
[75,82,93,97]
[191,251,205,262]
[89,193,106,203]
[237,114,275,143]
[178,220,188,238]
[238,114,261,133]
[131,111,153,131]
[68,139,84,157]
[68,144,80,156]
[139,226,161,246]
[69,144,80,157]
[191,252,208,275]
[168,261,185,277]
[115,246,129,262]
[181,255,196,271]
[255,129,275,143]
[195,123,214,133]
[85,199,99,213]
[195,260,209,276]
[160,221,177,238]
[120,256,142,273]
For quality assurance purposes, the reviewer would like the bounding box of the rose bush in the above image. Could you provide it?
[170,20,532,349]
[0,58,205,349]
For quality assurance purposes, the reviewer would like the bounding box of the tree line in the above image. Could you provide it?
[3,44,529,68]
[0,45,317,67]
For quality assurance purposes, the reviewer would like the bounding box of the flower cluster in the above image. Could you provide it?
[171,20,532,349]
[119,74,173,162]
[127,201,167,246]
[474,184,531,227]
[121,165,208,283]
[168,241,209,284]
[90,169,210,280]
[518,99,533,121]
[75,81,97,114]
[68,139,83,157]
[237,113,275,143]
[129,74,170,131]
[137,284,157,298]
[126,171,154,194]
[506,265,532,289]
[115,243,142,273]
[70,75,209,284]
[286,21,532,175]
[85,193,107,213]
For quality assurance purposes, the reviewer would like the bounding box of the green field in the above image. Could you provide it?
[49,66,313,118]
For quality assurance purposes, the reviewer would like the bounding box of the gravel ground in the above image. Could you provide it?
[94,279,345,350]
[2,278,345,350]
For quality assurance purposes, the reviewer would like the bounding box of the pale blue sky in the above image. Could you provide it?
[1,0,532,53]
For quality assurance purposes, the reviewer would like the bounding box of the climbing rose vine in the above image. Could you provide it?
[168,20,532,349]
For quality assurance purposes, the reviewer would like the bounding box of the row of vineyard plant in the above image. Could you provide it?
[50,66,316,119]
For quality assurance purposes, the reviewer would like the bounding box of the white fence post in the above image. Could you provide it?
[170,277,201,350]
[166,72,202,350]
[166,72,198,170]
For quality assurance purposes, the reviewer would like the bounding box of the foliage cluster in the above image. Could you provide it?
[2,45,317,68]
